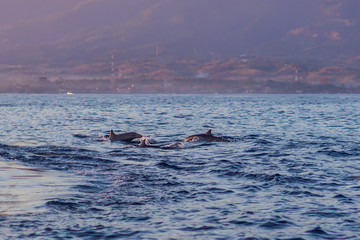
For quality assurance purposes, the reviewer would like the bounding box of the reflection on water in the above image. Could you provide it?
[9,138,49,147]
[0,158,74,215]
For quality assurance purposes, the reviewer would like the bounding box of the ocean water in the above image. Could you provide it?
[0,94,359,240]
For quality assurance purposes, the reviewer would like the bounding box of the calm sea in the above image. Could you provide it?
[0,94,359,239]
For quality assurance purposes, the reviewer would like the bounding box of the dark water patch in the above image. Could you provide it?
[59,225,124,240]
[3,144,117,172]
[242,185,263,192]
[175,189,192,196]
[180,225,217,232]
[317,135,340,143]
[105,230,141,239]
[229,220,255,226]
[315,181,343,189]
[87,207,105,213]
[158,158,208,172]
[283,238,305,240]
[241,238,271,240]
[0,103,15,107]
[210,160,245,178]
[318,149,355,158]
[46,200,80,211]
[343,175,360,181]
[15,154,48,166]
[25,147,118,171]
[243,134,261,140]
[69,154,115,165]
[0,150,11,159]
[72,133,91,139]
[156,161,184,171]
[243,149,269,157]
[333,194,347,199]
[219,170,243,177]
[259,217,294,229]
[217,159,244,167]
[306,226,328,236]
[282,189,324,198]
[127,215,151,222]
[333,194,354,204]
[142,176,182,188]
[242,172,282,182]
[305,208,350,218]
[282,175,318,184]
[73,184,102,194]
[174,114,194,119]
[101,200,145,207]
[203,187,234,195]
[268,151,291,158]
[283,139,320,149]
[350,185,360,190]
[254,139,274,145]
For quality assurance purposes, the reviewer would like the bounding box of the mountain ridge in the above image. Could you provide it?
[0,0,360,65]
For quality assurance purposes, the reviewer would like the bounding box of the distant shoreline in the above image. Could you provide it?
[1,92,359,95]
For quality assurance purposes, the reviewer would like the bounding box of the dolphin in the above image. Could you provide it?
[139,137,184,149]
[139,137,159,148]
[184,129,230,142]
[109,130,142,142]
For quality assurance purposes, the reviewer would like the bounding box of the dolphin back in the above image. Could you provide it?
[184,129,229,142]
[109,130,142,141]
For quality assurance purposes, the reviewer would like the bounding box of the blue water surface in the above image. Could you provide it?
[0,94,359,239]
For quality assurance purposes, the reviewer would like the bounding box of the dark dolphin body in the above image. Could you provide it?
[184,129,230,142]
[109,130,142,142]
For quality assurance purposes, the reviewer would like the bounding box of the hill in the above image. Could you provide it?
[1,0,360,64]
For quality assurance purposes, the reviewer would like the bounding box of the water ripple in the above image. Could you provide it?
[1,94,360,239]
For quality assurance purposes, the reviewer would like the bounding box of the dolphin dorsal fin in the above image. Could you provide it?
[205,129,212,135]
[110,129,115,137]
